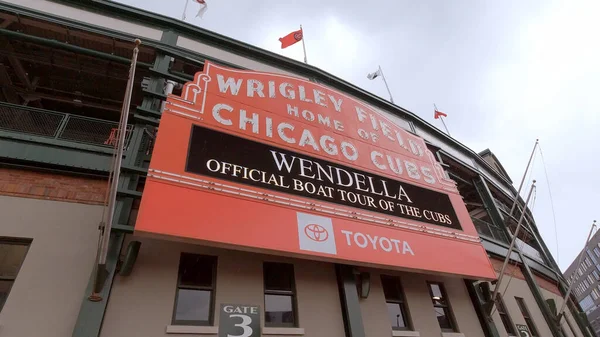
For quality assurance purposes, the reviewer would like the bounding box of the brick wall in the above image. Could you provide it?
[490,257,562,295]
[0,167,107,205]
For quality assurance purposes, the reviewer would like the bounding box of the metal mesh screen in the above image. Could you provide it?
[57,115,132,148]
[0,105,63,137]
[471,217,509,243]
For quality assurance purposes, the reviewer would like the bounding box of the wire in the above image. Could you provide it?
[538,143,561,265]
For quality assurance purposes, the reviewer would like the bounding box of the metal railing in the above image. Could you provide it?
[0,102,132,148]
[471,216,509,243]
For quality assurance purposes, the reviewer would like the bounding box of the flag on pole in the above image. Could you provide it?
[195,0,207,18]
[434,109,447,119]
[367,68,382,80]
[279,29,303,49]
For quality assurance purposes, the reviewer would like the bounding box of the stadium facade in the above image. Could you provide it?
[0,1,593,337]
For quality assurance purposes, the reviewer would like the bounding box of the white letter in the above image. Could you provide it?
[329,95,343,112]
[341,142,359,161]
[217,75,242,95]
[239,109,259,134]
[320,136,338,155]
[278,123,295,143]
[371,151,386,170]
[355,106,367,122]
[302,110,315,122]
[298,158,315,179]
[354,233,368,248]
[287,104,299,117]
[206,159,220,172]
[314,89,327,107]
[421,167,436,184]
[299,129,319,151]
[379,237,392,252]
[299,85,312,102]
[366,234,378,249]
[279,83,296,99]
[247,79,265,98]
[402,242,415,255]
[341,230,353,246]
[397,186,413,203]
[212,103,233,126]
[318,115,331,127]
[270,151,296,172]
[405,161,420,180]
[391,239,401,253]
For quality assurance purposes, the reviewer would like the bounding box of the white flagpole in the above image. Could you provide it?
[182,0,189,20]
[378,65,394,104]
[433,104,450,136]
[487,180,536,315]
[506,139,539,221]
[300,25,307,64]
[557,220,597,320]
[92,39,141,298]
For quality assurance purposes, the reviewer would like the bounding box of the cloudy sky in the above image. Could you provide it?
[118,0,599,271]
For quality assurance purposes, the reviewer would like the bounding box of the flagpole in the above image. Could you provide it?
[506,139,539,222]
[557,220,596,320]
[433,104,451,136]
[182,0,189,20]
[378,65,394,104]
[487,181,536,315]
[300,25,307,64]
[91,38,141,299]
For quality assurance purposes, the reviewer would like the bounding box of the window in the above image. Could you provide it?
[172,253,217,326]
[593,270,600,281]
[428,282,456,332]
[515,297,539,337]
[495,294,516,336]
[586,257,593,268]
[589,274,595,284]
[0,239,30,312]
[381,275,411,330]
[594,247,600,258]
[264,262,297,327]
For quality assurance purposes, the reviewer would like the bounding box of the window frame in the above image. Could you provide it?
[263,262,298,328]
[495,294,517,336]
[515,297,539,337]
[427,281,457,332]
[171,253,218,326]
[381,275,412,331]
[0,238,32,313]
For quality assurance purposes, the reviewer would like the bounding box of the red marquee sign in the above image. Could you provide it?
[135,62,496,280]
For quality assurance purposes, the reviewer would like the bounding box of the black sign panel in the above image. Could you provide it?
[516,324,531,337]
[186,125,461,230]
[218,304,260,337]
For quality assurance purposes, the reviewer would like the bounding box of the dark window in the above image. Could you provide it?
[428,282,457,332]
[495,294,516,336]
[515,297,539,337]
[381,275,411,330]
[264,262,297,327]
[172,253,217,326]
[0,239,30,313]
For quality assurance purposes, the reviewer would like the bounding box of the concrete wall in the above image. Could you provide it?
[2,0,163,40]
[361,268,484,337]
[100,236,346,337]
[541,288,585,337]
[0,195,102,337]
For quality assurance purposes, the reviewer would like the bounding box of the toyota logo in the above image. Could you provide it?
[304,224,329,242]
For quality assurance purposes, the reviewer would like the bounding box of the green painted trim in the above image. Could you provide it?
[465,280,501,337]
[335,264,366,337]
[0,131,114,155]
[518,260,563,337]
[71,232,124,337]
[132,113,159,127]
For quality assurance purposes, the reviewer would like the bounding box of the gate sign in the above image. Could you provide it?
[516,324,531,337]
[219,304,260,337]
[135,62,497,280]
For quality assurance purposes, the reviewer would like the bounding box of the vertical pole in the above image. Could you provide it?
[300,25,307,64]
[93,39,141,297]
[487,180,536,315]
[378,65,394,103]
[433,104,451,136]
[182,0,189,20]
[557,221,597,318]
[506,139,539,222]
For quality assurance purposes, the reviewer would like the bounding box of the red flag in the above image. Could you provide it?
[434,110,447,119]
[279,29,303,49]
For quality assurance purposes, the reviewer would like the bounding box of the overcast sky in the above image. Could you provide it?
[117,0,599,271]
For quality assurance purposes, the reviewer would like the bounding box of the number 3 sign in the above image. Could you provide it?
[219,304,261,337]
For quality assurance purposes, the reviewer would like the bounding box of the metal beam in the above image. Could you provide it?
[0,28,152,69]
[335,264,366,337]
[0,63,19,103]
